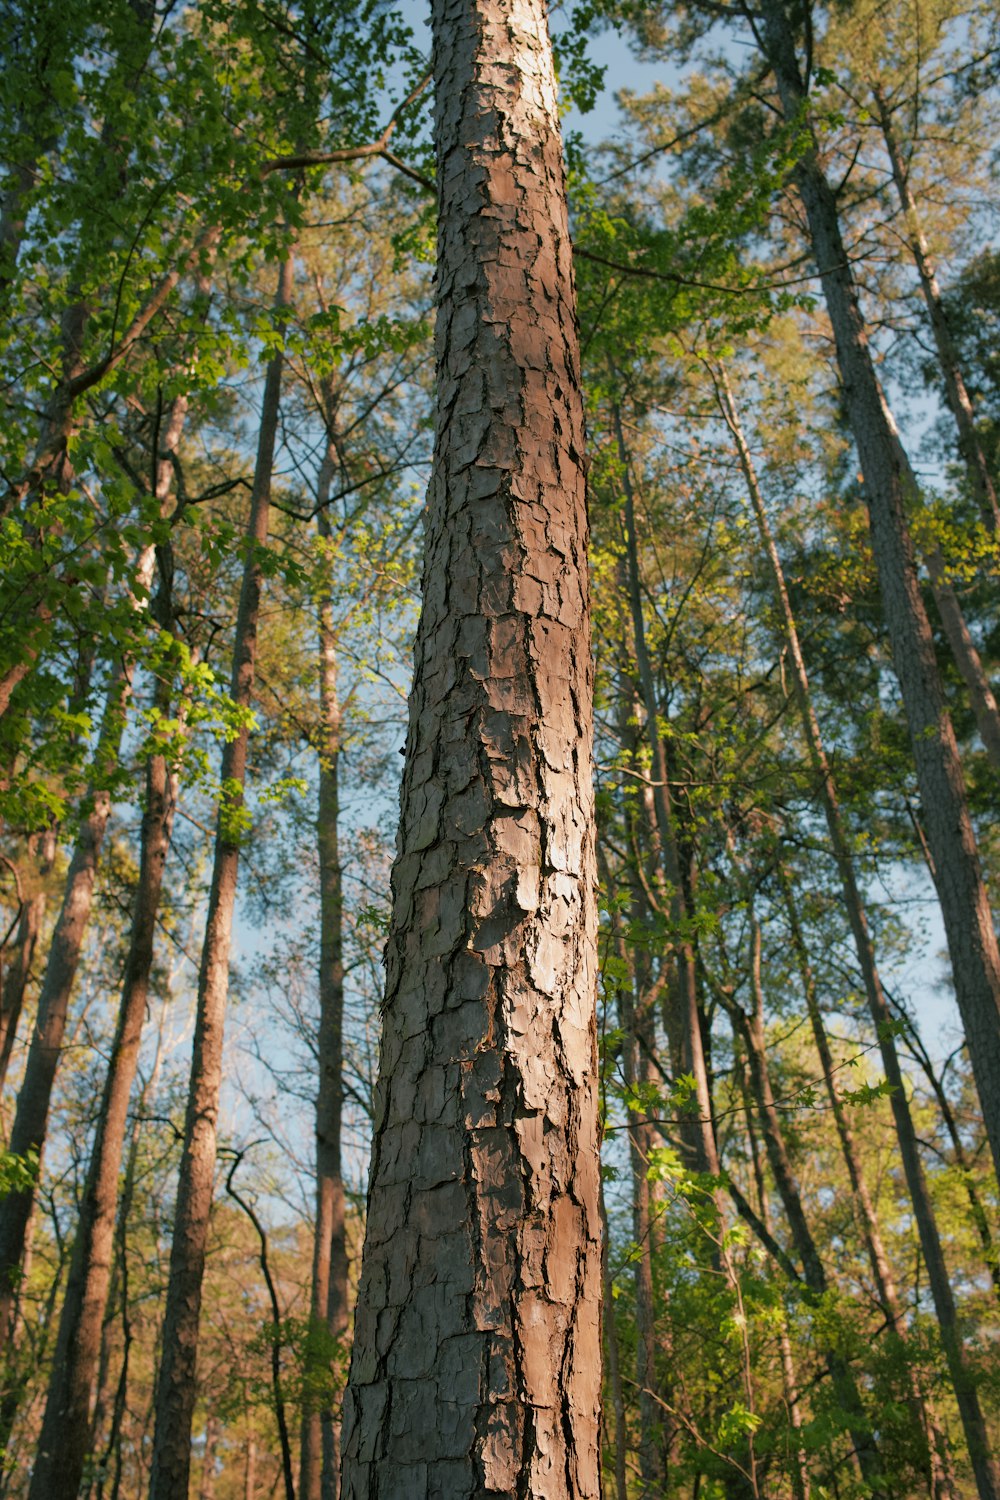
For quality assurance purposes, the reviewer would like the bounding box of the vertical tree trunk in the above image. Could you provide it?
[723,906,880,1489]
[778,874,956,1500]
[29,625,182,1497]
[615,409,717,1180]
[741,1074,809,1500]
[600,1182,629,1500]
[0,649,143,1360]
[717,364,997,1500]
[896,1011,1000,1305]
[755,0,1000,1198]
[0,828,56,1098]
[300,483,349,1500]
[340,1,602,1493]
[148,251,294,1500]
[621,947,663,1495]
[870,82,1000,532]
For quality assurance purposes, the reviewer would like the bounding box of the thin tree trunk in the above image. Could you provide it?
[724,907,880,1489]
[0,828,56,1099]
[148,250,293,1500]
[868,103,1000,768]
[198,1415,221,1500]
[616,407,717,1181]
[90,985,172,1500]
[0,650,143,1363]
[895,1009,1000,1305]
[340,1,602,1492]
[622,958,663,1496]
[717,361,996,1499]
[870,82,1000,533]
[300,478,349,1500]
[29,615,182,1493]
[28,380,187,1499]
[600,1179,630,1500]
[742,1070,809,1500]
[756,0,1000,1203]
[778,873,956,1500]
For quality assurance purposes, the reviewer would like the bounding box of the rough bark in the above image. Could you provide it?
[339,2,602,1494]
[300,482,349,1500]
[148,252,293,1500]
[718,364,996,1498]
[755,0,1000,1197]
[0,829,56,1098]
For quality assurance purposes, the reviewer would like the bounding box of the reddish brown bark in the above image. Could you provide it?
[340,1,602,1492]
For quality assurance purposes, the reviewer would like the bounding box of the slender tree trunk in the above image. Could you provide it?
[28,381,188,1500]
[726,908,880,1489]
[897,1012,1000,1304]
[923,549,1000,772]
[616,408,716,1180]
[300,489,349,1500]
[717,364,997,1499]
[778,874,956,1500]
[755,0,1000,1199]
[90,985,172,1500]
[870,82,1000,532]
[867,110,1000,769]
[0,829,56,1099]
[340,2,602,1492]
[147,251,293,1500]
[198,1415,221,1500]
[0,651,143,1363]
[621,952,663,1496]
[742,1074,809,1500]
[600,1181,629,1500]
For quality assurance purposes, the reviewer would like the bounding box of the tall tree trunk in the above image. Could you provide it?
[300,490,349,1500]
[0,828,56,1099]
[867,100,1000,767]
[600,1181,629,1500]
[28,381,188,1500]
[722,904,880,1489]
[621,934,664,1496]
[0,648,143,1361]
[147,251,293,1500]
[754,0,1000,1199]
[89,982,173,1500]
[340,1,602,1493]
[615,408,716,1180]
[870,82,1000,532]
[741,1071,809,1500]
[778,873,956,1500]
[717,364,997,1499]
[896,1010,1000,1304]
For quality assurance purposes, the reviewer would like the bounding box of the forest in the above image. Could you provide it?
[0,0,999,1495]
